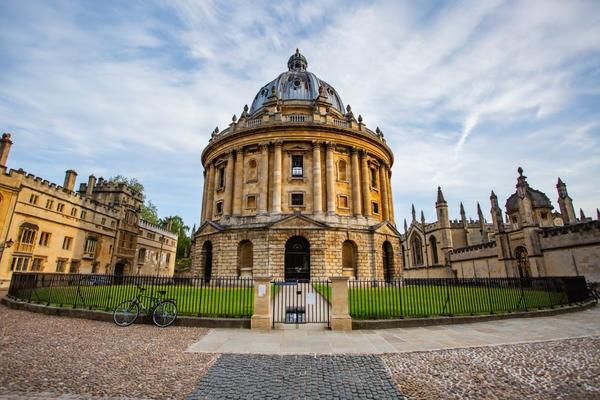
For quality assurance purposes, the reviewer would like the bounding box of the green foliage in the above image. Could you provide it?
[141,201,160,225]
[108,175,144,196]
[162,215,192,260]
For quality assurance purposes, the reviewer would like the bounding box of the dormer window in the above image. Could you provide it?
[292,155,303,177]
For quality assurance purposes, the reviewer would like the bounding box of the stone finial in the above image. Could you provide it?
[404,218,408,233]
[376,127,381,134]
[490,190,497,199]
[518,166,524,176]
[214,126,219,134]
[243,104,249,112]
[477,202,485,221]
[346,104,352,113]
[420,210,426,224]
[232,114,237,122]
[597,208,600,220]
[1,133,12,142]
[580,208,586,220]
[358,114,363,123]
[411,204,416,221]
[436,186,446,204]
[460,202,466,216]
[557,177,565,186]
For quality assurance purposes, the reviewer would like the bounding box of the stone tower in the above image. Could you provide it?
[435,186,453,263]
[556,177,576,225]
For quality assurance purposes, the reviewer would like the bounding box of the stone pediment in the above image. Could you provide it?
[270,214,329,230]
[372,221,401,237]
[196,221,224,235]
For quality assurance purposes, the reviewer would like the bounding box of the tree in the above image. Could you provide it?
[141,201,160,225]
[162,215,192,260]
[108,175,144,195]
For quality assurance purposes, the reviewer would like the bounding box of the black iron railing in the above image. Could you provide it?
[7,272,254,318]
[349,276,593,320]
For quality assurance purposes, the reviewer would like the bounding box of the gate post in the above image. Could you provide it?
[330,276,352,331]
[251,277,272,330]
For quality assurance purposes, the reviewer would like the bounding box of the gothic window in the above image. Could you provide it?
[338,160,347,181]
[412,236,423,266]
[342,240,358,278]
[138,248,146,264]
[247,159,257,182]
[292,155,303,177]
[84,237,97,254]
[429,236,439,264]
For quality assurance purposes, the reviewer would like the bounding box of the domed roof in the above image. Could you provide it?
[505,168,553,213]
[249,49,345,115]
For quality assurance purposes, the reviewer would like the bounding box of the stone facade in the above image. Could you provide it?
[402,168,600,282]
[0,133,177,287]
[192,51,401,280]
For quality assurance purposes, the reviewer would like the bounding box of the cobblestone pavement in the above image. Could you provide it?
[382,336,600,400]
[0,305,215,399]
[188,354,405,399]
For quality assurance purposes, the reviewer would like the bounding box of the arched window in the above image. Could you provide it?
[247,159,257,182]
[429,236,439,264]
[338,160,347,181]
[342,240,358,278]
[515,246,531,279]
[202,241,213,281]
[138,248,146,262]
[238,240,253,277]
[412,236,423,266]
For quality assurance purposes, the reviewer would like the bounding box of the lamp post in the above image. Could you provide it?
[0,238,14,264]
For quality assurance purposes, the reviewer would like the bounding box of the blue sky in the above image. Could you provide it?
[1,0,599,230]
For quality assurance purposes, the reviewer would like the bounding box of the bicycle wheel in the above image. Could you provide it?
[113,300,139,327]
[152,300,177,327]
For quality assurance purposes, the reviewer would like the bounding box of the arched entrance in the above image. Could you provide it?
[114,261,126,285]
[202,241,213,281]
[382,241,394,282]
[285,236,310,281]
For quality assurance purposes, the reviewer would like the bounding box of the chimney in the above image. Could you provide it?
[86,175,96,196]
[64,170,78,191]
[0,133,13,168]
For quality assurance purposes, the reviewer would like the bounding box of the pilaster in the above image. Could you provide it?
[272,141,283,214]
[325,142,336,215]
[312,141,323,214]
[351,147,362,216]
[360,150,371,217]
[258,143,269,215]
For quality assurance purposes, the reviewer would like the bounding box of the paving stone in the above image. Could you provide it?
[187,354,405,399]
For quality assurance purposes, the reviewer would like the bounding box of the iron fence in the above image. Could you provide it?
[272,279,331,327]
[7,272,254,318]
[349,276,593,320]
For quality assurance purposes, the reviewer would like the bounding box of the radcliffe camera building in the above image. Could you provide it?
[0,134,177,287]
[192,50,401,280]
[193,50,600,283]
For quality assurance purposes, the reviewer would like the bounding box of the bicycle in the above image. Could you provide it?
[113,285,178,327]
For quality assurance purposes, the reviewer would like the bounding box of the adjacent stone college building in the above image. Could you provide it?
[193,50,599,283]
[0,133,177,288]
[192,50,401,280]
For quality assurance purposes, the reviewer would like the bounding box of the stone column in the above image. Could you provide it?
[326,142,336,215]
[204,163,216,221]
[258,143,269,215]
[232,148,244,216]
[360,151,371,217]
[351,147,362,216]
[250,277,272,330]
[330,276,352,331]
[223,151,235,217]
[312,141,323,215]
[200,169,207,223]
[379,163,389,221]
[272,141,282,214]
[387,167,395,224]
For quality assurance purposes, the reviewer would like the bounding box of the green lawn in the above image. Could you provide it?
[348,284,568,319]
[19,283,253,318]
[312,282,568,319]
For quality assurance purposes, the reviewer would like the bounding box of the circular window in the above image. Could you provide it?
[294,79,301,87]
[261,89,268,96]
[327,88,334,96]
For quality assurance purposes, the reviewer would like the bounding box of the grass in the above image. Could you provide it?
[348,284,568,319]
[19,283,254,318]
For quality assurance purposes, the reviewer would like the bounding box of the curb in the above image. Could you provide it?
[0,296,251,329]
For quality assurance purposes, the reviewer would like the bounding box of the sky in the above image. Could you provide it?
[0,0,599,230]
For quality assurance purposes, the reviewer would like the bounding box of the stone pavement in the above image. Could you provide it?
[187,305,600,354]
[187,354,405,400]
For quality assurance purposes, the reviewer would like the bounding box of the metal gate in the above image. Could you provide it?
[272,279,330,328]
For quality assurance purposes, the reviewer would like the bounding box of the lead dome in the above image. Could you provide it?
[249,49,345,115]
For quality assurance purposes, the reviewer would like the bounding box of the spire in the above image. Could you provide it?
[460,202,466,219]
[436,186,446,204]
[420,210,425,225]
[491,190,497,199]
[597,208,600,220]
[403,218,408,233]
[516,166,529,189]
[477,202,484,221]
[411,204,416,222]
[580,208,586,221]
